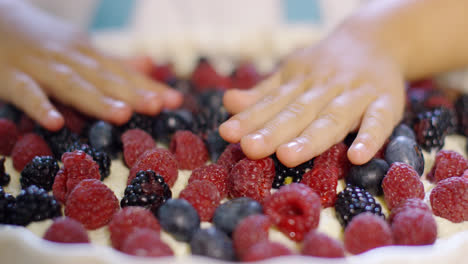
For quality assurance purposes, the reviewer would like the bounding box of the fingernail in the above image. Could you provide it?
[47,109,62,120]
[246,133,265,144]
[352,142,366,152]
[285,141,304,153]
[221,120,240,132]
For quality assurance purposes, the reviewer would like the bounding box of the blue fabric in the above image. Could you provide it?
[89,0,135,31]
[283,0,321,23]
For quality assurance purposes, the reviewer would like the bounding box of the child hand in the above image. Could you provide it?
[0,0,182,131]
[220,27,406,167]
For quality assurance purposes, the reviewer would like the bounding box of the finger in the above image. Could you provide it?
[0,67,64,131]
[219,76,309,144]
[82,48,183,111]
[347,95,403,165]
[223,72,282,114]
[276,88,374,167]
[238,80,344,159]
[17,57,132,125]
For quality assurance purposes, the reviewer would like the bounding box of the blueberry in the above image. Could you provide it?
[390,123,416,141]
[385,136,425,176]
[212,197,263,236]
[88,121,119,158]
[205,129,229,162]
[152,110,193,143]
[0,104,21,123]
[346,159,389,196]
[190,227,236,261]
[157,198,200,242]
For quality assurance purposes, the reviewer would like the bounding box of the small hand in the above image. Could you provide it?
[0,0,182,131]
[220,29,406,167]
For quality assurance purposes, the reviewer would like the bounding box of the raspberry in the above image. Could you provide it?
[382,162,425,210]
[428,150,468,183]
[0,118,18,155]
[128,148,178,187]
[179,180,221,221]
[109,207,161,250]
[65,179,119,230]
[463,169,468,179]
[149,63,174,83]
[232,214,271,258]
[66,143,111,180]
[430,177,468,223]
[216,143,245,172]
[263,183,321,242]
[17,114,35,135]
[344,212,393,255]
[191,58,224,92]
[62,150,100,199]
[301,166,339,208]
[301,230,345,258]
[52,170,67,204]
[391,208,437,245]
[314,142,350,179]
[121,128,155,168]
[388,198,431,223]
[189,164,229,198]
[11,133,52,171]
[43,217,90,244]
[241,241,293,262]
[231,62,261,90]
[228,157,275,201]
[170,130,209,170]
[121,228,173,257]
[55,102,87,135]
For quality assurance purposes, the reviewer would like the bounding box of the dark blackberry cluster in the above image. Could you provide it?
[119,113,155,136]
[0,157,10,186]
[20,156,59,191]
[0,187,15,224]
[193,91,230,139]
[413,107,453,151]
[37,127,79,159]
[87,120,120,158]
[11,185,62,226]
[66,142,111,180]
[335,184,384,227]
[272,156,314,189]
[152,110,194,144]
[455,95,468,136]
[121,170,172,215]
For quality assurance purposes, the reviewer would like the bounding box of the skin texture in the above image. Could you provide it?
[0,0,183,131]
[220,0,468,167]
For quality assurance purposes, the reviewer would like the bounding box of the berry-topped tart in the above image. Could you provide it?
[0,50,468,263]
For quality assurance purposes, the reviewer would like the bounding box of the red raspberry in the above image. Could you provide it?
[231,62,261,90]
[150,63,174,83]
[344,212,393,254]
[314,142,350,179]
[17,114,35,135]
[463,169,468,179]
[382,162,425,210]
[52,169,67,204]
[263,183,321,242]
[228,157,275,201]
[232,214,271,258]
[65,179,119,230]
[121,129,156,168]
[121,228,173,257]
[109,207,161,250]
[388,198,431,223]
[170,130,208,170]
[0,118,19,155]
[391,208,437,245]
[423,94,454,110]
[129,148,178,187]
[301,230,345,258]
[191,59,224,92]
[428,150,468,183]
[62,151,100,198]
[189,164,229,198]
[179,180,221,221]
[301,166,339,208]
[55,102,87,135]
[430,177,468,223]
[241,241,293,262]
[11,133,52,171]
[43,217,89,244]
[217,143,245,172]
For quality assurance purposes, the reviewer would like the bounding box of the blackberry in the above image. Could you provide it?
[87,121,120,158]
[335,184,384,228]
[204,129,229,162]
[194,91,230,138]
[119,113,154,136]
[66,142,111,180]
[20,156,59,191]
[37,127,79,159]
[0,187,15,224]
[152,110,193,144]
[190,227,236,261]
[0,103,21,123]
[0,157,10,186]
[11,185,62,226]
[455,94,468,136]
[413,107,452,151]
[157,198,200,242]
[121,170,172,215]
[272,156,313,189]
